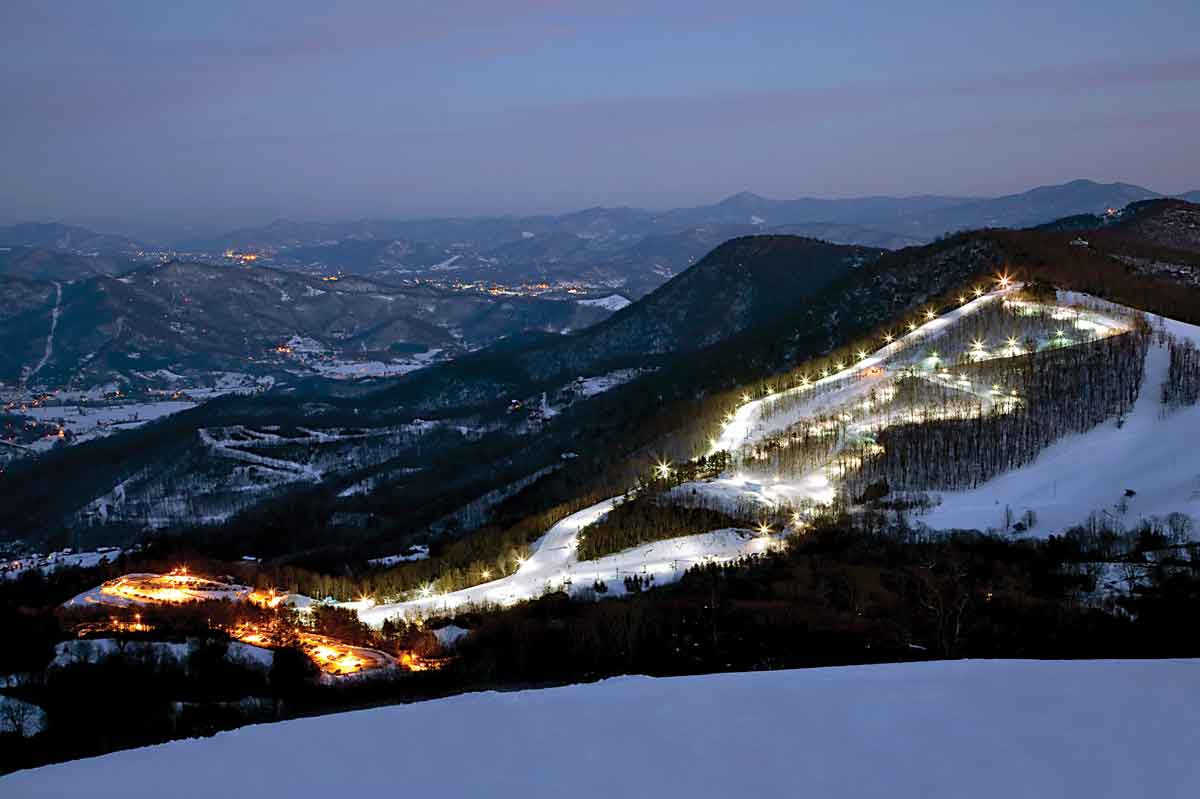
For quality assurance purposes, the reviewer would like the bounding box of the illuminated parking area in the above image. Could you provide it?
[94,569,253,605]
[66,570,441,677]
[227,621,428,677]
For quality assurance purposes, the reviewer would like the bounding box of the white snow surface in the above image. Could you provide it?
[358,498,773,625]
[572,367,649,397]
[2,548,122,581]
[577,294,631,311]
[6,659,1198,798]
[922,304,1200,537]
[367,545,430,567]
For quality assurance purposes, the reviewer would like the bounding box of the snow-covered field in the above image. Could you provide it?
[302,348,443,379]
[578,293,632,311]
[2,548,122,581]
[20,400,198,448]
[6,659,1197,798]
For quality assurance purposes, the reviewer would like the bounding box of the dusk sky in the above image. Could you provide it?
[3,0,1199,235]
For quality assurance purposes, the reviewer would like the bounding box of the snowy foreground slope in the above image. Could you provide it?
[6,659,1198,798]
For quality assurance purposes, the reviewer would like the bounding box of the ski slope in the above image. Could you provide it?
[358,287,1172,625]
[25,280,62,386]
[710,284,1019,454]
[922,305,1200,536]
[358,499,775,626]
[6,659,1197,798]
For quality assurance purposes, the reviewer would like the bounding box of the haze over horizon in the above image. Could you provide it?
[3,0,1199,237]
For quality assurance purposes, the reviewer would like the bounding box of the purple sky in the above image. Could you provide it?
[3,0,1198,233]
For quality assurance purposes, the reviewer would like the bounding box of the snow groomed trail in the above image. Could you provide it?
[710,285,1019,455]
[358,499,779,625]
[24,280,62,386]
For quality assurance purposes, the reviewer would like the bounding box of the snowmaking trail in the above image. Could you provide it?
[24,281,62,386]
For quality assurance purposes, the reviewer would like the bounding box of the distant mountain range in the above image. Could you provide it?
[0,222,143,256]
[3,195,1198,542]
[0,261,615,389]
[3,180,1192,295]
